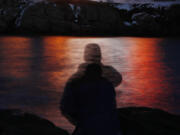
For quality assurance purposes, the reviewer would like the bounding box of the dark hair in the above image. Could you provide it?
[85,63,102,78]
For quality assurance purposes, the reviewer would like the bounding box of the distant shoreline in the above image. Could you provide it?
[0,0,180,37]
[0,32,180,38]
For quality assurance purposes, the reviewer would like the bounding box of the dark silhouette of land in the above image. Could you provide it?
[1,0,180,36]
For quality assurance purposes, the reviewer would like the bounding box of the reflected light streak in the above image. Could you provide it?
[0,36,176,133]
[0,37,31,78]
[119,38,173,112]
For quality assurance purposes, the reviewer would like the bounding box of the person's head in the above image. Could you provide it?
[84,43,102,63]
[85,63,102,79]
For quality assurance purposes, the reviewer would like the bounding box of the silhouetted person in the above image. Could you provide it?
[69,43,122,87]
[60,64,121,135]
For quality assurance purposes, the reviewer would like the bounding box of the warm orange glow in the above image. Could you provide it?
[0,37,31,78]
[0,36,175,132]
[42,37,73,89]
[118,38,172,110]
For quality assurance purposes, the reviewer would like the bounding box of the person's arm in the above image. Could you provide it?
[103,65,122,87]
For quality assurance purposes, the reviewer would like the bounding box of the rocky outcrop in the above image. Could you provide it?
[18,2,120,34]
[0,107,179,135]
[0,109,69,135]
[117,107,180,135]
[20,2,76,33]
[76,4,120,34]
[0,0,180,36]
[0,0,29,32]
[0,20,7,32]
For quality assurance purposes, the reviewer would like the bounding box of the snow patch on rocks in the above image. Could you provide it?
[15,1,36,27]
[69,4,81,23]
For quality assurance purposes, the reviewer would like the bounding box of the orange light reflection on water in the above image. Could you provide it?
[0,36,175,133]
[0,37,31,79]
[42,36,74,90]
[118,38,173,111]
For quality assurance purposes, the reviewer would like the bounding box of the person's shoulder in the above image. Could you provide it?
[102,64,122,87]
[78,63,88,69]
[65,77,82,88]
[100,76,109,82]
[100,77,114,87]
[102,65,122,76]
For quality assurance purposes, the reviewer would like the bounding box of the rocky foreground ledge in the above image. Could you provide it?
[0,109,69,135]
[0,107,180,135]
[0,0,180,36]
[117,107,180,135]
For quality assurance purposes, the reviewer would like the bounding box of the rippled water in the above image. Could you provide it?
[0,36,180,132]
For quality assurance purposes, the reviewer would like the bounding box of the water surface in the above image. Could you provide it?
[0,36,180,132]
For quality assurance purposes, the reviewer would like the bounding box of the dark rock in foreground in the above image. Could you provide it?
[1,107,179,135]
[0,109,69,135]
[117,107,180,135]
